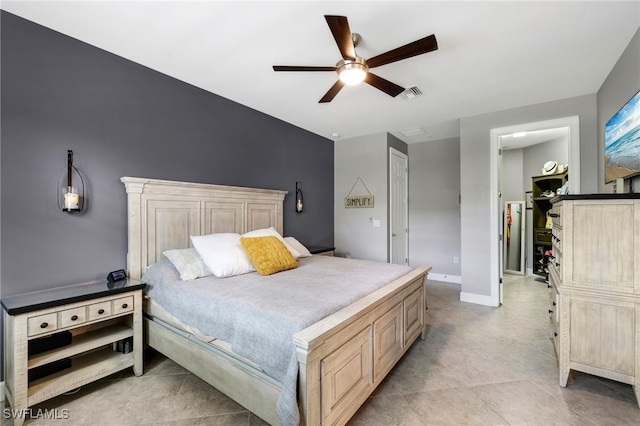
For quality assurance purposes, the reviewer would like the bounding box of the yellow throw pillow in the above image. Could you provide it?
[240,236,298,276]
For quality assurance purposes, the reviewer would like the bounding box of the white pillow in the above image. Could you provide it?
[191,233,255,278]
[242,227,301,258]
[284,237,312,258]
[163,248,213,281]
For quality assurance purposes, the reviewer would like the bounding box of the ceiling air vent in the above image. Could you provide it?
[400,128,425,137]
[400,86,423,100]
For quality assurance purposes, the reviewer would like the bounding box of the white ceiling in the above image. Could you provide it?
[2,1,639,145]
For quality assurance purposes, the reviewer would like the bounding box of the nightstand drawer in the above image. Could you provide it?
[28,313,58,337]
[59,306,87,328]
[88,301,112,320]
[113,296,134,315]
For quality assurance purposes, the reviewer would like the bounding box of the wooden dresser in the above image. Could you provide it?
[548,194,640,406]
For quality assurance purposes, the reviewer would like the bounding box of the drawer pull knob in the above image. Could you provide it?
[555,262,560,267]
[548,309,553,314]
[553,301,556,306]
[71,315,78,321]
[122,303,128,309]
[98,309,105,315]
[40,322,48,329]
[554,332,558,337]
[549,213,560,218]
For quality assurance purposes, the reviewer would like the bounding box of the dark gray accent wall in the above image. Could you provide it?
[0,11,334,294]
[387,133,408,155]
[1,12,334,380]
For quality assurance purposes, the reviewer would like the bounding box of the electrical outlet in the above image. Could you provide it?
[453,256,459,264]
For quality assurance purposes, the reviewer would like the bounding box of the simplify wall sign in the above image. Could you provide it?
[345,177,374,208]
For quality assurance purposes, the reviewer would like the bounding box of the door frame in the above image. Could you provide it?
[490,116,580,306]
[389,147,409,265]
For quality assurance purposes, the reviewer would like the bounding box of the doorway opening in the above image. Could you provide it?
[490,116,580,306]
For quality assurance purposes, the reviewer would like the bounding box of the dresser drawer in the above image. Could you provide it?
[59,306,87,328]
[550,204,562,227]
[88,301,112,320]
[113,296,134,315]
[28,313,58,337]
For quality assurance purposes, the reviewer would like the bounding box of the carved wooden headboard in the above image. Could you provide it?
[121,177,287,279]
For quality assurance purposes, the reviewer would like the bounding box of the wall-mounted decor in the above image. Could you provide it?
[525,191,533,209]
[295,181,304,213]
[58,150,85,213]
[345,177,374,208]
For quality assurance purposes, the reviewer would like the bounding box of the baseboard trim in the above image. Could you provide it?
[460,291,499,307]
[427,273,462,284]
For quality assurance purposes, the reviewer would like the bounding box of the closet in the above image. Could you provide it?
[531,171,567,277]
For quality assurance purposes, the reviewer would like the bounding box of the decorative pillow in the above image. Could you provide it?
[240,236,298,275]
[242,227,301,259]
[191,233,255,278]
[284,236,313,258]
[163,248,213,281]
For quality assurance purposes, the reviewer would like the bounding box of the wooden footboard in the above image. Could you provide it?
[294,266,430,426]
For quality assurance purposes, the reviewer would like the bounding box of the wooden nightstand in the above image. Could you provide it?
[308,246,336,256]
[2,279,146,425]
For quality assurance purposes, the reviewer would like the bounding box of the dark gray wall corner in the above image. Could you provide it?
[0,10,334,297]
[387,133,408,155]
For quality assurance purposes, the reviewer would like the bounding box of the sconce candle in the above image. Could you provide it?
[64,187,80,211]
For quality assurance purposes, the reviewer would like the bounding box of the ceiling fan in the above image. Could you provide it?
[273,15,438,103]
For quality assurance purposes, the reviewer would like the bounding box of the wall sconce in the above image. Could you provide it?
[295,181,304,213]
[58,150,85,213]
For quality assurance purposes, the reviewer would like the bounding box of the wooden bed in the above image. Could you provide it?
[121,176,430,426]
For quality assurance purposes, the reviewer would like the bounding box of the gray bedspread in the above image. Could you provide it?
[142,255,413,426]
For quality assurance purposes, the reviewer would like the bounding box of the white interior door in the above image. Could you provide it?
[390,148,408,265]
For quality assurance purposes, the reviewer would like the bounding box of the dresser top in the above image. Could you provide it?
[1,279,146,315]
[551,193,640,203]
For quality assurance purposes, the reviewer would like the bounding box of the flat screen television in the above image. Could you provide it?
[605,89,640,184]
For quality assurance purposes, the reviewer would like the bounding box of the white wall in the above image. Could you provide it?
[408,138,461,280]
[334,133,389,262]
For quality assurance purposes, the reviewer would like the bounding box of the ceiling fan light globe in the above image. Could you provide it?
[337,57,368,85]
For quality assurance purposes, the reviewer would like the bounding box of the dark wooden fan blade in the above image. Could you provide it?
[364,73,405,97]
[273,65,337,72]
[325,15,356,60]
[319,80,345,103]
[366,34,438,68]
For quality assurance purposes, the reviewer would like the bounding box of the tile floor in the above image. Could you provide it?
[3,274,640,425]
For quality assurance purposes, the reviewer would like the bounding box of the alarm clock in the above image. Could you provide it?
[107,269,127,282]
